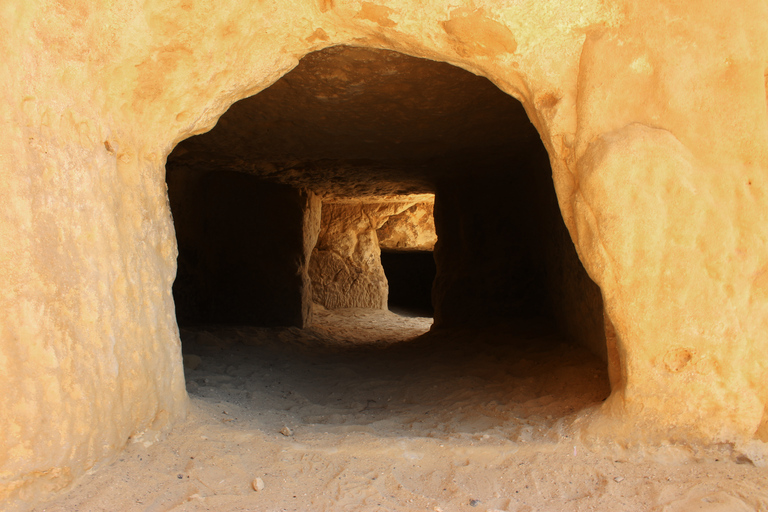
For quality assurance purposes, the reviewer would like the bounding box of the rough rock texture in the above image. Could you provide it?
[309,194,432,309]
[311,202,388,310]
[543,198,608,362]
[167,47,530,198]
[167,168,320,328]
[310,200,428,309]
[377,201,437,252]
[3,0,768,507]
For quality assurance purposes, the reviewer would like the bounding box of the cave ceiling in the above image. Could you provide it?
[167,46,546,198]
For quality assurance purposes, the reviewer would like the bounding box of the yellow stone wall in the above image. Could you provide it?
[2,0,767,506]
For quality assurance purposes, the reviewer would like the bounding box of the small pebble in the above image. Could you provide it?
[182,354,201,370]
[469,498,481,507]
[252,477,265,492]
[614,476,624,482]
[280,426,294,437]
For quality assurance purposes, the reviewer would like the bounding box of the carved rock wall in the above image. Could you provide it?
[377,201,437,252]
[541,181,608,362]
[310,201,389,310]
[310,198,433,310]
[3,0,768,507]
[430,147,606,357]
[433,174,545,325]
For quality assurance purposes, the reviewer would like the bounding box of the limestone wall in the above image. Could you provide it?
[310,199,426,309]
[3,0,768,507]
[310,201,389,310]
[377,201,437,252]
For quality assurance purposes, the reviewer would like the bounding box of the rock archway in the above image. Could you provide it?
[2,0,768,506]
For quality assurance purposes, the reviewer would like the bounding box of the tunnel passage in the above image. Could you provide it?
[378,200,438,317]
[166,45,608,365]
[380,250,436,317]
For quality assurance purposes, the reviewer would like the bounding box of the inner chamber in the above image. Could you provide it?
[165,46,610,430]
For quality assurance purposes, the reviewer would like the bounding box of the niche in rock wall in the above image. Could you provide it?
[166,169,319,328]
[380,251,436,317]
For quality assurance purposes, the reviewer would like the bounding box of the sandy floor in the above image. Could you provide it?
[35,307,768,511]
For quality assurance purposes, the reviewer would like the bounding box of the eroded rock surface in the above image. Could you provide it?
[377,201,437,252]
[310,200,431,310]
[3,0,768,508]
[167,46,533,199]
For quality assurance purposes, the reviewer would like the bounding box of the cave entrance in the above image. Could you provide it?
[165,46,610,439]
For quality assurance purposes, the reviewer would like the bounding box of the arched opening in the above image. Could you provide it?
[165,46,609,436]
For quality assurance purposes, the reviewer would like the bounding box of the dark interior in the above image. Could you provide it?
[165,45,607,361]
[380,250,436,317]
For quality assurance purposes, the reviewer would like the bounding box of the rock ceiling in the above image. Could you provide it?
[167,46,547,198]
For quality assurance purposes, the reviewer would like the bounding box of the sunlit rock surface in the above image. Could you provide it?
[310,199,432,310]
[2,0,768,507]
[377,201,437,252]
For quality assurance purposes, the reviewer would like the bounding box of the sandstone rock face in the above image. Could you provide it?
[310,199,429,309]
[311,201,389,310]
[3,0,768,507]
[377,201,437,252]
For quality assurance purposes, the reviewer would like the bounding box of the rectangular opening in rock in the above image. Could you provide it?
[8,5,768,510]
[380,250,436,317]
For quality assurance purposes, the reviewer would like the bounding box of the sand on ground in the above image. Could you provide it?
[34,307,768,512]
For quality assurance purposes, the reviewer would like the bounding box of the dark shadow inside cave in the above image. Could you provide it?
[165,46,611,427]
[380,250,436,318]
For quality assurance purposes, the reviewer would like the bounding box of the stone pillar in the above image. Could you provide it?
[301,189,323,324]
[309,201,389,309]
[309,199,428,310]
[431,156,556,326]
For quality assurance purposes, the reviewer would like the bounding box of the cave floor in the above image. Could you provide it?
[37,308,768,511]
